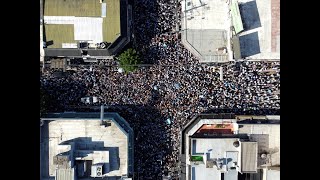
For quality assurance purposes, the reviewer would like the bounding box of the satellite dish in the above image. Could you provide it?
[261,154,267,159]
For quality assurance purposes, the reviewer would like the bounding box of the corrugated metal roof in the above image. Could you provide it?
[56,168,74,180]
[241,142,258,173]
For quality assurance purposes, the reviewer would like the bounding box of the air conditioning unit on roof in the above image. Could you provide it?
[91,163,104,177]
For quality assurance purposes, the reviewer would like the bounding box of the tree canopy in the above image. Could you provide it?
[117,48,141,73]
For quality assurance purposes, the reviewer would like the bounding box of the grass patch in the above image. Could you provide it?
[44,0,121,45]
[44,0,101,17]
[103,0,121,42]
[44,24,75,48]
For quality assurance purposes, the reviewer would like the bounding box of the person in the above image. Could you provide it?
[40,0,280,177]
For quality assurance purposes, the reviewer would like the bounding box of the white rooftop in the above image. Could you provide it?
[44,16,103,43]
[190,138,240,180]
[47,119,128,177]
[181,0,232,62]
[183,0,230,30]
[192,138,240,157]
[192,164,221,180]
[266,169,280,180]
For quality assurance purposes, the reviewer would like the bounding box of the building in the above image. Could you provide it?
[236,0,280,60]
[40,109,134,180]
[180,0,238,63]
[42,0,132,61]
[180,113,280,180]
[180,0,280,63]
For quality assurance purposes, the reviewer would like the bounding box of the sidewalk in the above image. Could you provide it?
[40,0,44,62]
[40,25,45,62]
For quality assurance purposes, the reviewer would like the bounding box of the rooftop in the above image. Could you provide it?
[180,0,280,62]
[241,142,258,173]
[266,169,280,180]
[180,114,280,180]
[238,123,280,167]
[49,120,127,177]
[189,138,246,180]
[237,0,280,59]
[44,0,120,48]
[40,112,134,179]
[181,0,232,63]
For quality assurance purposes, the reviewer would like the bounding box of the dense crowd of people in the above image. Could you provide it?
[40,0,280,179]
[41,60,280,179]
[133,0,183,65]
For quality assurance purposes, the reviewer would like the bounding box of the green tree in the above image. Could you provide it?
[117,48,141,73]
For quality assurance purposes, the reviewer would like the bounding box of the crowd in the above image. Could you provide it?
[133,0,184,65]
[40,60,280,179]
[40,0,280,179]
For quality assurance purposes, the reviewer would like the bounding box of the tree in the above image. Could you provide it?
[117,48,141,73]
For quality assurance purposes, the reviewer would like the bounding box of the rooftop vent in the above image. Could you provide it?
[233,140,240,147]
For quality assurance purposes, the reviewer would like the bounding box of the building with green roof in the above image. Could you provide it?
[42,0,132,60]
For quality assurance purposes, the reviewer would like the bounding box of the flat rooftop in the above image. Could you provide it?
[48,120,127,177]
[190,138,240,180]
[266,169,280,180]
[192,164,221,180]
[192,138,239,157]
[181,0,232,63]
[40,112,134,179]
[44,0,120,48]
[238,123,280,166]
[181,114,279,180]
[237,0,280,59]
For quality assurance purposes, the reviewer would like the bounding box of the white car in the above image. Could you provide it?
[81,96,98,104]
